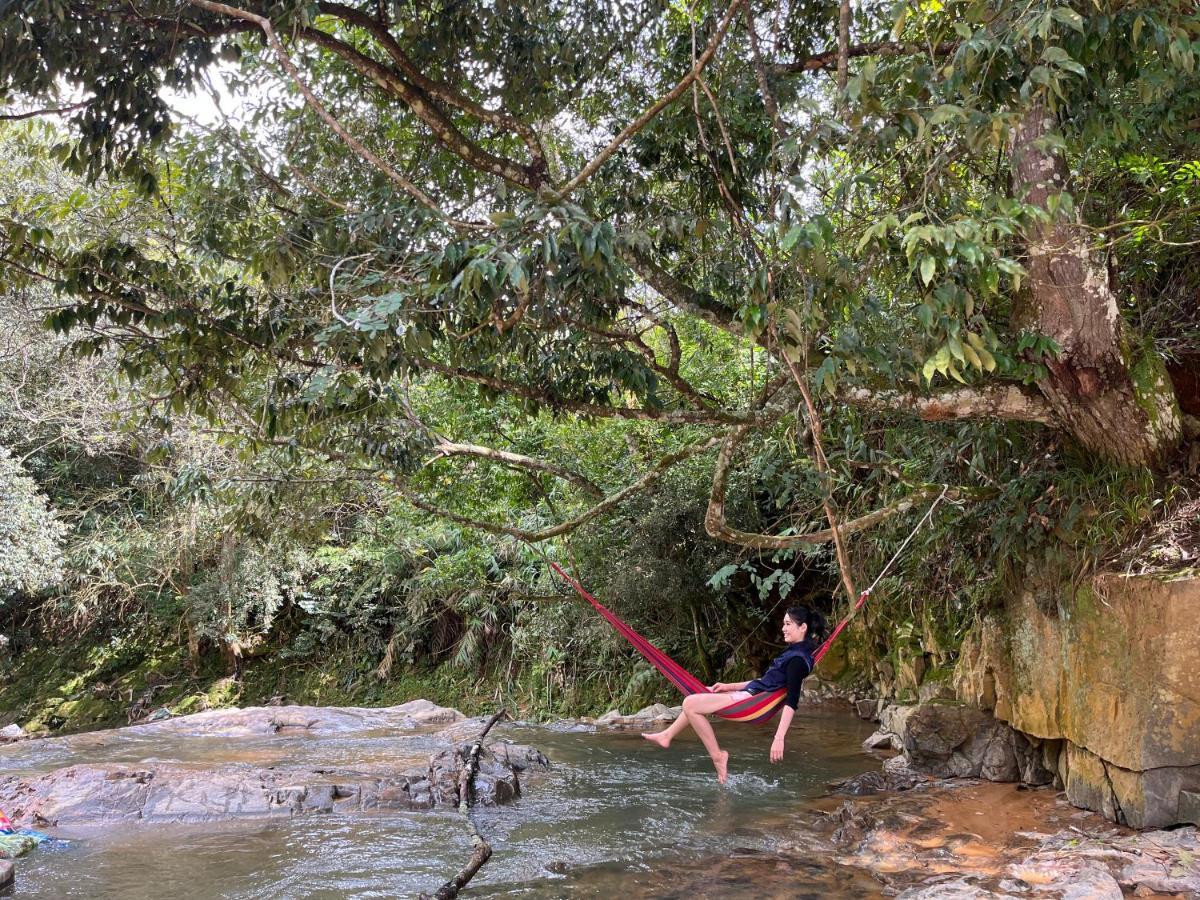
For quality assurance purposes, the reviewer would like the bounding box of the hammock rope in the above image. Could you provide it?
[549,485,948,725]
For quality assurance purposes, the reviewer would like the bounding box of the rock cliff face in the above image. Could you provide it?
[955,572,1200,828]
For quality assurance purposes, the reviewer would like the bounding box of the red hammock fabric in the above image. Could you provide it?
[550,563,870,724]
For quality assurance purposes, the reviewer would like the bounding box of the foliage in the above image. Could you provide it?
[2,0,1199,724]
[0,447,67,602]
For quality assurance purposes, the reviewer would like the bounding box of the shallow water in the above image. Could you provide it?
[4,709,881,898]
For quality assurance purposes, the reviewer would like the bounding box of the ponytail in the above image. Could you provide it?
[785,605,827,645]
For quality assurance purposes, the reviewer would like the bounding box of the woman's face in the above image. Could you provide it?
[782,613,807,644]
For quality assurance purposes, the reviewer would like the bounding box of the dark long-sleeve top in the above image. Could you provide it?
[781,654,811,710]
[745,640,814,710]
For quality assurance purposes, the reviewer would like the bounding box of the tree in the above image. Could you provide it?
[0,447,67,601]
[1,0,1196,555]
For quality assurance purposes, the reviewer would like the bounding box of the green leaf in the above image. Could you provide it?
[1050,7,1084,32]
[920,256,937,286]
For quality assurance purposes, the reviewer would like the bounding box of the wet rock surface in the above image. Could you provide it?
[0,702,548,828]
[955,572,1200,828]
[871,702,1055,787]
[807,779,1200,899]
[0,858,12,890]
[588,702,683,728]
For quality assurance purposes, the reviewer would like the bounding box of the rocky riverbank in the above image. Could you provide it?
[583,699,1200,898]
[814,778,1200,898]
[0,701,549,833]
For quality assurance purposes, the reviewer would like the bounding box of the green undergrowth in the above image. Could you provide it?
[0,623,685,736]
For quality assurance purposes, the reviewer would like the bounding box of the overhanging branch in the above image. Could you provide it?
[704,425,971,550]
[393,434,725,543]
[428,440,603,498]
[840,382,1057,425]
[771,40,958,76]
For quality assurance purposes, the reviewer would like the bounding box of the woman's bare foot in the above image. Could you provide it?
[641,731,671,749]
[712,749,730,784]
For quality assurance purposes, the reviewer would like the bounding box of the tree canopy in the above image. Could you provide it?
[2,0,1198,562]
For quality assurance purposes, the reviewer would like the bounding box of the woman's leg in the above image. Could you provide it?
[640,708,693,747]
[641,691,750,748]
[642,692,749,784]
[681,693,737,783]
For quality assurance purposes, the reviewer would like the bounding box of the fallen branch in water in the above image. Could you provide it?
[421,707,509,900]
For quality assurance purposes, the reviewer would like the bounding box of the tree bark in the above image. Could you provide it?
[1010,106,1182,467]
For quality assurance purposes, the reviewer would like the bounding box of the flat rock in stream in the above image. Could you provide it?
[819,778,1200,900]
[0,701,553,827]
[0,738,550,827]
[123,700,466,738]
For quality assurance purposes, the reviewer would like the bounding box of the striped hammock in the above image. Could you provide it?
[551,563,869,724]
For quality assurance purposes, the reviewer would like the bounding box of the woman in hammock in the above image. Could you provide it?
[641,605,827,783]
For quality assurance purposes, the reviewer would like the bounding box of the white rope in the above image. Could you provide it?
[860,485,950,597]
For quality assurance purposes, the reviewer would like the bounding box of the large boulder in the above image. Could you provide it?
[869,702,1054,786]
[956,572,1200,827]
[0,858,12,889]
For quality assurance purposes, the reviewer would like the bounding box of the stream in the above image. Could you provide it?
[3,708,882,898]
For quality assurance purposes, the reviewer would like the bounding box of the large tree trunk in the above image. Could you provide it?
[1010,107,1182,467]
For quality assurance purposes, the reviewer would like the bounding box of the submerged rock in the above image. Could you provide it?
[0,833,38,859]
[819,778,1200,900]
[894,881,1003,899]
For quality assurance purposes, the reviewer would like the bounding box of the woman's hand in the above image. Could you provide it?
[770,737,785,763]
[710,682,735,692]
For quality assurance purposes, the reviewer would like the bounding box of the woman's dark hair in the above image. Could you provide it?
[785,605,827,644]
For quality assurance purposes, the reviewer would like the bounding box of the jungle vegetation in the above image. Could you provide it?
[0,0,1197,723]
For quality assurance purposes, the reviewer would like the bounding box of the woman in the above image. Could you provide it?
[641,605,826,783]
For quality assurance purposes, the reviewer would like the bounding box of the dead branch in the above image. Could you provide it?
[422,707,509,900]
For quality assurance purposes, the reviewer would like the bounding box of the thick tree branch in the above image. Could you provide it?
[297,26,543,191]
[622,248,741,335]
[428,440,603,497]
[186,0,455,219]
[839,382,1057,425]
[316,2,547,174]
[556,0,745,198]
[742,6,785,140]
[704,425,968,550]
[836,0,851,93]
[771,40,958,76]
[0,101,89,120]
